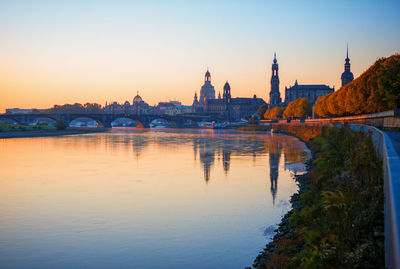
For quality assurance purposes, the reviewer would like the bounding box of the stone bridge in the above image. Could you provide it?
[0,113,223,128]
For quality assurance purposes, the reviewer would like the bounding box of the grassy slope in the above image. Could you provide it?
[253,125,384,268]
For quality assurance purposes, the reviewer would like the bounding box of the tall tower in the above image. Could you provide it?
[269,53,281,106]
[341,44,354,87]
[200,68,216,105]
[223,81,231,104]
[192,92,199,105]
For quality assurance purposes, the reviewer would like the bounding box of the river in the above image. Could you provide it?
[0,128,310,268]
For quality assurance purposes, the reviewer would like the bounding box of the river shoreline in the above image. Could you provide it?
[0,127,108,139]
[251,131,314,269]
[252,125,385,268]
[252,161,312,268]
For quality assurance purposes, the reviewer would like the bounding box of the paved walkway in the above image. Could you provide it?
[386,132,400,156]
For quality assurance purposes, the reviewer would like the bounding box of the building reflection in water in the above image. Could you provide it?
[192,134,266,183]
[222,148,230,174]
[63,129,309,204]
[268,141,282,205]
[198,139,215,183]
[264,135,310,205]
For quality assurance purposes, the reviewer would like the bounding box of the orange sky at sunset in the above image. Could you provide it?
[0,1,399,110]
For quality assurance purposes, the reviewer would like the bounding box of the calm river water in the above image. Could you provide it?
[0,128,310,268]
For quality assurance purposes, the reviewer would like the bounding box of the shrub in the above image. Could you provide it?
[249,115,260,125]
[254,126,384,268]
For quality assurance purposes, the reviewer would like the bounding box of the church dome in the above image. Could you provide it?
[133,92,143,104]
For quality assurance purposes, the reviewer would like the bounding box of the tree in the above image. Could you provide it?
[46,102,103,113]
[249,115,260,124]
[283,98,312,119]
[314,54,400,117]
[257,104,268,119]
[264,106,285,119]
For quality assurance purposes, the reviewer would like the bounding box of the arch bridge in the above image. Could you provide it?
[0,113,223,128]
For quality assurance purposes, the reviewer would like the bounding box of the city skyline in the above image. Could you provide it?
[1,0,399,110]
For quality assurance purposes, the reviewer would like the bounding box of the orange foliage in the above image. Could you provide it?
[315,54,400,117]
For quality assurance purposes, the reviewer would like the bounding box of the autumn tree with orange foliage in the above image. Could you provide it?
[315,54,400,117]
[282,97,312,119]
[264,106,285,119]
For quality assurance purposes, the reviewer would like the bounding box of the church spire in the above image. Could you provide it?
[205,68,211,83]
[269,52,281,106]
[341,43,354,87]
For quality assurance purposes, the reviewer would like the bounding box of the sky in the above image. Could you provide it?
[0,0,399,110]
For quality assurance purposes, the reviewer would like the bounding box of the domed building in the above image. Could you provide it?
[133,92,143,105]
[192,91,201,110]
[205,81,266,120]
[199,69,215,105]
[123,101,131,114]
[131,91,149,114]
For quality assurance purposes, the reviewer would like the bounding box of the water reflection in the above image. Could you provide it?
[269,141,281,205]
[0,128,310,269]
[46,128,310,203]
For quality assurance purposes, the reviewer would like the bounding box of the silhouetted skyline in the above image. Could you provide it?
[1,1,399,110]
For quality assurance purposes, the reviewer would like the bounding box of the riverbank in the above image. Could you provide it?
[236,125,271,131]
[0,127,108,139]
[253,125,385,268]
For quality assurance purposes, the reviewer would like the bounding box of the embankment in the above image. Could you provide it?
[0,127,108,139]
[253,124,385,268]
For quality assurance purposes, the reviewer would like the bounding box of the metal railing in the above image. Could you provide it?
[336,124,400,268]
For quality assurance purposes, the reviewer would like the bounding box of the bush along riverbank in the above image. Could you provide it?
[253,125,384,268]
[0,124,56,132]
[0,124,108,139]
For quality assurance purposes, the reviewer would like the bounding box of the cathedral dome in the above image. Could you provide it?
[133,92,143,104]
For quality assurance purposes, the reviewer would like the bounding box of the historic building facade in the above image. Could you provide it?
[205,81,266,120]
[199,69,215,105]
[269,49,355,107]
[269,53,282,107]
[284,80,334,106]
[341,45,354,87]
[103,91,151,114]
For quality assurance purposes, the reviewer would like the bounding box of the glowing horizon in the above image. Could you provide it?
[0,0,399,110]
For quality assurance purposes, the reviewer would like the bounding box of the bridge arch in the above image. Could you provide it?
[0,117,19,125]
[29,116,57,126]
[110,117,144,128]
[69,117,103,128]
[149,118,174,128]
